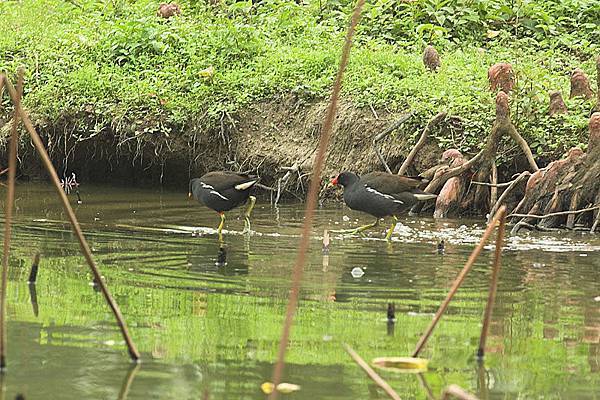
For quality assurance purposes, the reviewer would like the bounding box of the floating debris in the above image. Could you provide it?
[261,382,301,394]
[351,267,364,278]
[372,357,429,373]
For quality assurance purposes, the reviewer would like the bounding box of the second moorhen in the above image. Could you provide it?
[189,171,258,236]
[331,171,436,240]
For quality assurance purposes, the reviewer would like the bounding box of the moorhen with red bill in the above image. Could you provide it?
[331,171,436,240]
[189,171,258,236]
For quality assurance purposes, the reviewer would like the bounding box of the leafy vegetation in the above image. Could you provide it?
[0,0,598,170]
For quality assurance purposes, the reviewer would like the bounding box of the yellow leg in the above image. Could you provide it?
[243,195,256,234]
[331,218,379,235]
[217,212,225,236]
[385,216,398,241]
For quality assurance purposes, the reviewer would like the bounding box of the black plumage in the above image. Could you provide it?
[331,171,437,239]
[189,171,258,235]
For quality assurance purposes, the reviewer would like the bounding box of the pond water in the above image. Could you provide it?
[1,183,599,399]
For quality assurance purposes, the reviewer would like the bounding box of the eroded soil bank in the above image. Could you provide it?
[1,96,462,196]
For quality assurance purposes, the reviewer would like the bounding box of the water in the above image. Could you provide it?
[1,183,599,399]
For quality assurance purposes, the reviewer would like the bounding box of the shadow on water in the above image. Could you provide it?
[0,183,599,399]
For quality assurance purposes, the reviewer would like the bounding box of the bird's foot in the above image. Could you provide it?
[242,217,252,235]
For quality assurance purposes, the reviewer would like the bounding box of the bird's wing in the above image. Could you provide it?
[202,171,258,192]
[361,172,425,196]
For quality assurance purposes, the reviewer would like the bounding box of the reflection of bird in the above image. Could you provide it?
[331,171,436,240]
[189,171,258,236]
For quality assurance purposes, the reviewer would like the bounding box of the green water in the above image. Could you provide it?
[1,183,599,399]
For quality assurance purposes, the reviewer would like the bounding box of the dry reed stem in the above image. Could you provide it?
[0,69,23,370]
[441,385,481,400]
[412,206,507,357]
[343,344,402,400]
[268,1,365,397]
[3,77,140,362]
[477,208,506,358]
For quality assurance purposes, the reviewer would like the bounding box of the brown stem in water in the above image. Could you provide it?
[343,344,402,400]
[412,206,507,357]
[441,385,481,400]
[397,112,446,175]
[477,208,506,358]
[0,69,23,371]
[268,1,365,397]
[3,77,141,362]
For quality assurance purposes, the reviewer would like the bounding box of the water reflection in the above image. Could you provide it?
[0,183,599,399]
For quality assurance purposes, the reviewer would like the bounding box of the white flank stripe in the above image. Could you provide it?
[210,190,228,200]
[235,180,257,191]
[200,181,214,190]
[365,186,402,203]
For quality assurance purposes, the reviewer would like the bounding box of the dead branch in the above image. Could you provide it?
[488,171,531,223]
[507,124,539,171]
[490,163,498,205]
[372,112,413,174]
[397,111,446,175]
[425,149,483,193]
[508,205,600,220]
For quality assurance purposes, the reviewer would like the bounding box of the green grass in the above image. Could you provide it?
[0,0,598,165]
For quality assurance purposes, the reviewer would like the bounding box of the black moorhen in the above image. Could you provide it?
[331,171,437,240]
[189,171,258,236]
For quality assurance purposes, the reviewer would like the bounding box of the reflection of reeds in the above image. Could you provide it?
[0,68,23,370]
[343,344,401,400]
[1,73,140,362]
[268,0,365,398]
[478,208,506,358]
[412,206,507,357]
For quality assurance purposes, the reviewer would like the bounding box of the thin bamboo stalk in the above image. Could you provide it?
[0,69,23,370]
[343,344,402,400]
[3,78,140,362]
[477,208,506,358]
[267,1,365,398]
[412,206,507,357]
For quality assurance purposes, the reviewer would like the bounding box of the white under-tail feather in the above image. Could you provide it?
[235,180,257,191]
[414,193,437,201]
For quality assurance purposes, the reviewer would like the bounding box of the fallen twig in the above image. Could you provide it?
[343,344,402,400]
[398,112,446,175]
[373,112,413,174]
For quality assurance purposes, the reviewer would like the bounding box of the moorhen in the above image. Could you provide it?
[189,171,258,236]
[331,171,437,240]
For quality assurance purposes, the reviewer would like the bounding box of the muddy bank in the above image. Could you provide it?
[1,95,451,196]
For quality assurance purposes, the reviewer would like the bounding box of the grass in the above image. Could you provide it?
[0,0,598,168]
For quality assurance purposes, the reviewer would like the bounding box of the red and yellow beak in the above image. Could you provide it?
[331,176,339,186]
